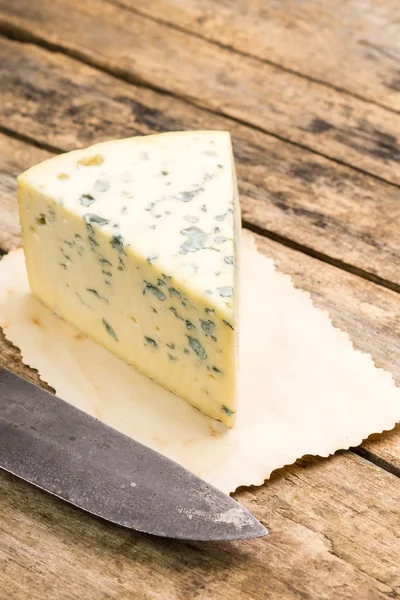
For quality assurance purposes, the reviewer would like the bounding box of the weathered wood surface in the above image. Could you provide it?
[0,0,400,597]
[1,39,400,290]
[1,452,400,600]
[1,134,399,476]
[115,0,400,113]
[1,0,400,185]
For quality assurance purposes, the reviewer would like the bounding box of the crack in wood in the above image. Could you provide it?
[0,125,62,155]
[352,446,400,479]
[280,512,396,595]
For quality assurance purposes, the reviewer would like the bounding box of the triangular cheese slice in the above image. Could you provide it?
[18,131,240,426]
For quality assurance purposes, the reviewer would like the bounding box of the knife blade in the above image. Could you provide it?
[0,367,267,541]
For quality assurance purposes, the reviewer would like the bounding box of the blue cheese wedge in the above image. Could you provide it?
[17,131,240,426]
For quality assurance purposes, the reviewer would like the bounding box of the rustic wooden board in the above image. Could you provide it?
[1,134,399,475]
[1,40,400,291]
[0,1,400,595]
[110,0,400,113]
[1,438,400,598]
[1,0,400,185]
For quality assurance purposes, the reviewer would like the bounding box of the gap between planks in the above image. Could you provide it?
[0,125,63,155]
[352,446,400,479]
[0,123,399,296]
[244,221,400,294]
[1,21,400,194]
[104,0,400,117]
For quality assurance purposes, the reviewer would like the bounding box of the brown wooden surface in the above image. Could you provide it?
[115,0,400,113]
[0,1,399,598]
[1,454,400,600]
[1,0,400,185]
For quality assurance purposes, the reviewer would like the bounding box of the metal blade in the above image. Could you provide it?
[0,367,267,541]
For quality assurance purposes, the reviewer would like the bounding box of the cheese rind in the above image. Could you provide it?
[18,131,240,426]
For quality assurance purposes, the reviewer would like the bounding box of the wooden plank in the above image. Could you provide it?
[1,393,399,598]
[1,0,400,185]
[109,0,400,113]
[0,136,399,474]
[1,39,400,290]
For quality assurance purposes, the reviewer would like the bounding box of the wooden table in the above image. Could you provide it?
[0,1,399,598]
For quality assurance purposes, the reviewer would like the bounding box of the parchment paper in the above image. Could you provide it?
[0,230,398,493]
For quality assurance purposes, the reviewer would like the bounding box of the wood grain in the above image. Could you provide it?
[1,2,400,597]
[1,0,400,185]
[1,40,400,290]
[359,429,400,477]
[110,0,400,113]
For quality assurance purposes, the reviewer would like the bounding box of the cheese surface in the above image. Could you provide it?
[18,131,240,426]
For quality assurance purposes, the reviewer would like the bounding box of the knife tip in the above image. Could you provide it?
[247,520,269,540]
[180,504,269,542]
[225,513,268,541]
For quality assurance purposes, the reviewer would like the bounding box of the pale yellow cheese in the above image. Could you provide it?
[18,131,240,426]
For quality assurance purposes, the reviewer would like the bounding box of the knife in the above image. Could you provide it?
[0,367,267,541]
